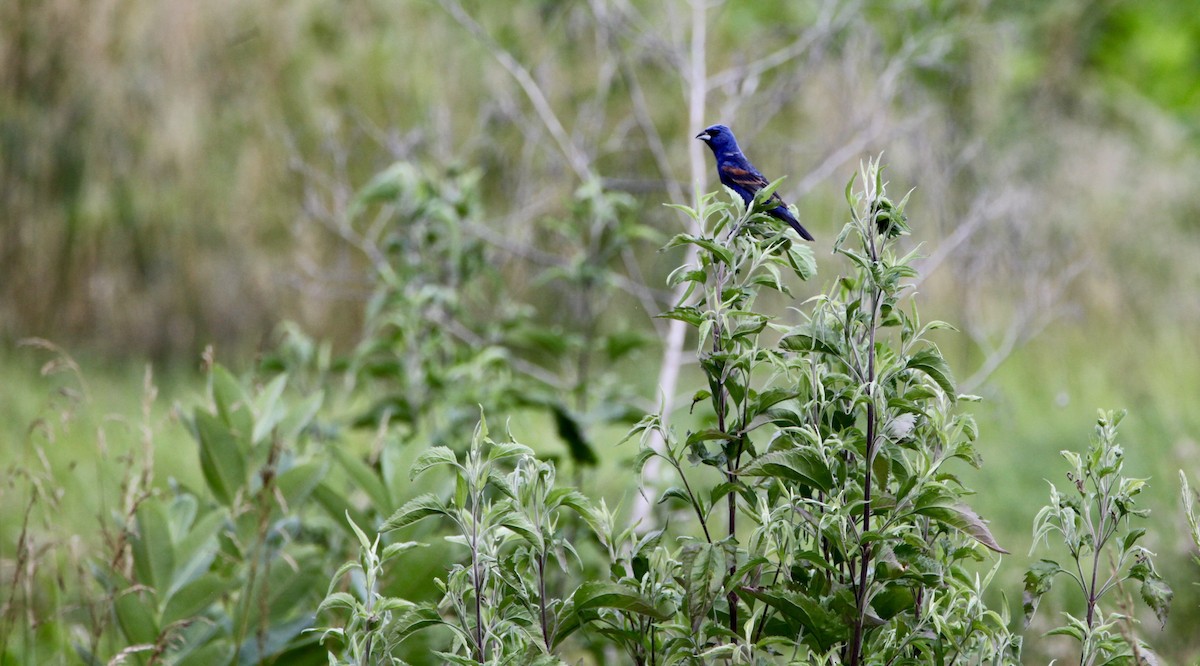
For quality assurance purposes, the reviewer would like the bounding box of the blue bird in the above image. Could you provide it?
[695,124,814,241]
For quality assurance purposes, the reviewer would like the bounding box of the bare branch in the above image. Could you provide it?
[438,0,594,182]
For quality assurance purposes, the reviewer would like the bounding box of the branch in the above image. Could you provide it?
[438,0,594,182]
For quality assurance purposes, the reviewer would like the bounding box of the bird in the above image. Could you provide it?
[695,124,814,241]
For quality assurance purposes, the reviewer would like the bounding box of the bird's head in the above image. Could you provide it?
[695,124,739,153]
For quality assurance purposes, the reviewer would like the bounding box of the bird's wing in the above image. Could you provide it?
[719,164,783,205]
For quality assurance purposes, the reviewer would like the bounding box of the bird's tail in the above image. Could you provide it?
[775,206,815,241]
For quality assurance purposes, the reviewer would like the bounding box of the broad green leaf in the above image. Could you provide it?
[499,511,544,551]
[311,482,369,537]
[487,441,533,462]
[741,588,848,652]
[780,328,841,357]
[194,410,247,506]
[391,605,444,638]
[381,541,426,563]
[211,365,252,437]
[906,348,956,397]
[235,613,314,664]
[551,404,598,466]
[280,390,324,444]
[753,176,787,206]
[1139,576,1172,628]
[570,581,672,620]
[1022,559,1061,625]
[316,592,359,616]
[665,233,734,267]
[114,587,159,645]
[381,494,448,532]
[175,642,234,666]
[870,584,915,620]
[1129,554,1173,627]
[410,446,461,480]
[737,449,834,493]
[328,444,392,514]
[275,462,326,510]
[162,573,228,626]
[251,374,289,445]
[131,499,175,593]
[656,486,692,508]
[914,493,1006,553]
[171,510,225,593]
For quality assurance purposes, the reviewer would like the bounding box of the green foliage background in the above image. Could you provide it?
[2,0,1200,663]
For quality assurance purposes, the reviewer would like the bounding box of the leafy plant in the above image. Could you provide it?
[618,159,1017,664]
[316,415,669,664]
[1025,409,1172,665]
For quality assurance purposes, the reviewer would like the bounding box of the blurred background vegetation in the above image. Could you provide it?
[3,0,1200,662]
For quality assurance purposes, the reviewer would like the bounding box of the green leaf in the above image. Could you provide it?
[251,374,289,445]
[381,493,448,532]
[210,366,252,439]
[871,585,915,620]
[280,390,324,444]
[328,444,392,514]
[1120,527,1147,553]
[346,512,373,552]
[780,327,841,357]
[194,410,247,506]
[170,510,224,592]
[1139,576,1172,628]
[487,441,533,462]
[175,643,234,666]
[499,511,544,551]
[570,581,672,620]
[551,404,598,466]
[658,305,703,327]
[162,573,228,626]
[1128,553,1172,627]
[737,448,834,492]
[914,493,1006,553]
[234,612,314,663]
[316,591,359,616]
[311,482,369,537]
[753,176,787,206]
[131,499,175,593]
[275,462,326,510]
[741,588,848,652]
[381,541,426,563]
[665,233,734,267]
[906,348,956,397]
[391,605,444,638]
[410,446,461,480]
[1022,559,1061,625]
[114,587,159,645]
[658,486,694,507]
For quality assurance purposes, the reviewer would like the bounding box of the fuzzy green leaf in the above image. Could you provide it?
[1022,559,1061,625]
[410,446,461,480]
[737,448,834,493]
[914,494,1006,553]
[571,581,672,620]
[381,494,448,532]
[906,348,956,396]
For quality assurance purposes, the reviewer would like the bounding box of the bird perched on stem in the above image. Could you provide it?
[695,124,814,241]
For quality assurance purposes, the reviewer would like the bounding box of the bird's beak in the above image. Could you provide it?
[695,131,710,141]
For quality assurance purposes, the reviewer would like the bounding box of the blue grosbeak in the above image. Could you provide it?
[695,124,814,241]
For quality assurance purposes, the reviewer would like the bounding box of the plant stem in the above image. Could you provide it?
[537,553,550,651]
[848,221,882,666]
[471,476,485,662]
